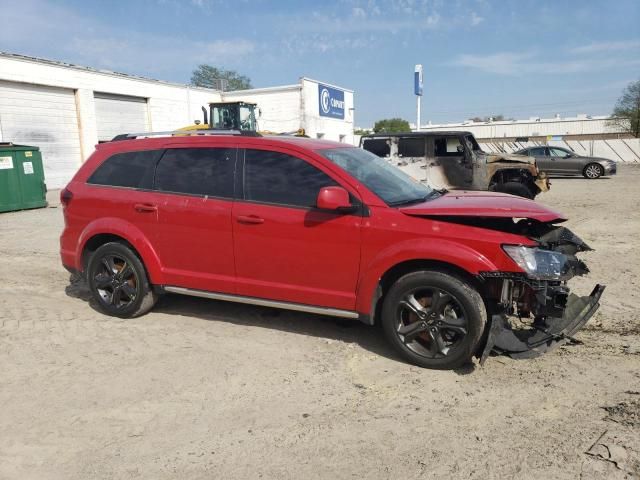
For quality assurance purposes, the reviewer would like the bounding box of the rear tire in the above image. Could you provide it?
[494,181,535,199]
[583,163,603,179]
[381,271,486,370]
[87,242,157,318]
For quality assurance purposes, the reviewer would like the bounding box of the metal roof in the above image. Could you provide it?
[360,131,473,138]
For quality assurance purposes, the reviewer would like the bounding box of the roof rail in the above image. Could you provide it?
[111,129,261,141]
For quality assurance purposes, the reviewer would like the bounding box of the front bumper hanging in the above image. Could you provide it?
[480,284,605,363]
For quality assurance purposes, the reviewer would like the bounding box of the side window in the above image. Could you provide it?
[434,137,463,156]
[154,148,235,198]
[87,150,161,189]
[244,149,337,208]
[398,137,425,157]
[550,147,569,157]
[529,147,548,156]
[362,138,390,157]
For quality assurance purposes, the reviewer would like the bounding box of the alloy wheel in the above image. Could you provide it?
[584,164,602,179]
[395,287,468,359]
[93,254,139,309]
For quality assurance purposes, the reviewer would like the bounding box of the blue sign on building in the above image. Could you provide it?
[318,84,345,119]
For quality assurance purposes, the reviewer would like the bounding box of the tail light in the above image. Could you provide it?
[60,188,73,207]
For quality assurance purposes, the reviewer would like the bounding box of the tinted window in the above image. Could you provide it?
[88,150,161,189]
[244,149,337,207]
[398,137,425,157]
[362,138,390,157]
[155,148,235,198]
[529,147,547,156]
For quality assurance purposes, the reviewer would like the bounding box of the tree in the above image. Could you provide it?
[470,114,511,122]
[609,79,640,137]
[354,128,371,135]
[190,64,252,91]
[372,118,411,133]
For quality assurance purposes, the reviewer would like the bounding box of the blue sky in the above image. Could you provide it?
[1,0,639,126]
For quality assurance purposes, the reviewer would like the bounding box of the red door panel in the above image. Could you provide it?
[154,193,236,293]
[232,203,361,310]
[151,146,238,293]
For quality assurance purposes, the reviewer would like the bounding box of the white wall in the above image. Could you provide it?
[0,54,356,187]
[300,78,354,144]
[222,85,302,133]
[0,54,221,161]
[224,78,356,143]
[479,138,640,163]
[420,116,619,139]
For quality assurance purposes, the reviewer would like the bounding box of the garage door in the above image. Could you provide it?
[94,92,149,141]
[0,80,82,189]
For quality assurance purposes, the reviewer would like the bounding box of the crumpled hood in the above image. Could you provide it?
[399,191,566,222]
[485,152,535,164]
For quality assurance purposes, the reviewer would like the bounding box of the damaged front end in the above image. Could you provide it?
[483,152,551,195]
[478,222,604,362]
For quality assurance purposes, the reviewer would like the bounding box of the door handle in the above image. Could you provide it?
[237,215,264,224]
[134,203,157,213]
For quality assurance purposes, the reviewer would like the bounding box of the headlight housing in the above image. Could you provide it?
[503,245,570,280]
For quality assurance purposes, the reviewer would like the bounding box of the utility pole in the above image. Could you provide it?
[414,64,423,131]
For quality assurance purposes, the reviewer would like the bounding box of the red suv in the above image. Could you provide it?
[60,132,603,369]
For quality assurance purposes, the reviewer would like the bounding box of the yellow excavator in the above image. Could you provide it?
[179,101,307,137]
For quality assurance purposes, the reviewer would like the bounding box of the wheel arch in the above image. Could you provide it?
[356,242,496,325]
[489,167,536,187]
[76,218,163,283]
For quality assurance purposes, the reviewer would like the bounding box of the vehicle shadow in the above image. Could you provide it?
[64,277,405,366]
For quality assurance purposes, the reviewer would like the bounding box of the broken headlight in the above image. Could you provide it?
[503,245,570,280]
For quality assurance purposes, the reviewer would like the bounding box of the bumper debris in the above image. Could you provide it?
[480,284,605,363]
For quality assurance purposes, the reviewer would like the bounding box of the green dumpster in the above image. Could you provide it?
[0,143,47,213]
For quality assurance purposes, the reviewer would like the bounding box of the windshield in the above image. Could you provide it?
[464,134,482,152]
[319,147,434,206]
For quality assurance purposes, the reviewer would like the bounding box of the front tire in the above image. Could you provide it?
[87,242,157,318]
[583,163,603,179]
[381,271,486,369]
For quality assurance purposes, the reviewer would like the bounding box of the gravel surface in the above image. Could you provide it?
[1,165,639,479]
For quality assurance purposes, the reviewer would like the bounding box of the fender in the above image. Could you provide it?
[76,218,164,284]
[355,237,499,315]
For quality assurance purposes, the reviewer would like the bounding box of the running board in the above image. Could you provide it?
[163,286,359,319]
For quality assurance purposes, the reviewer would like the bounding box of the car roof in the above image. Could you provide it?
[260,135,348,150]
[361,131,473,138]
[96,134,353,154]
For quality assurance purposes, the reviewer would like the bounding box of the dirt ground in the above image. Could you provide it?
[1,165,639,480]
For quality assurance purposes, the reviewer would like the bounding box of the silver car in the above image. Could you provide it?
[515,146,617,179]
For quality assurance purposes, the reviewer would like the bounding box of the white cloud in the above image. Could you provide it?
[0,0,256,78]
[352,7,367,18]
[470,11,484,26]
[451,49,640,76]
[570,39,640,54]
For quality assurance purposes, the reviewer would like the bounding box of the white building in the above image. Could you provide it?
[417,115,619,139]
[0,52,354,188]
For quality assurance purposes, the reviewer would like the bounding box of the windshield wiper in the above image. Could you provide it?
[389,189,446,207]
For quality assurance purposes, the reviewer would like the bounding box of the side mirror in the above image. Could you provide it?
[316,186,353,211]
[456,145,465,153]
